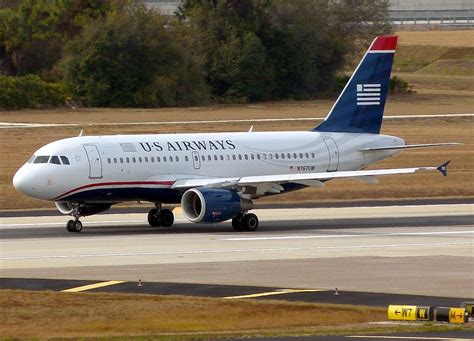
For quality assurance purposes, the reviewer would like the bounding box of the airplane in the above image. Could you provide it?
[13,35,458,233]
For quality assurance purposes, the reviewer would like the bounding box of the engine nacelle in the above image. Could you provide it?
[181,187,253,223]
[55,202,112,216]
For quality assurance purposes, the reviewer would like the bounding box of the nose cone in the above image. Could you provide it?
[13,165,41,198]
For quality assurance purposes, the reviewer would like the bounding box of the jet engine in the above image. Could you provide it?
[181,187,253,223]
[55,202,112,216]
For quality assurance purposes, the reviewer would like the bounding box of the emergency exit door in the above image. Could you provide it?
[83,145,103,179]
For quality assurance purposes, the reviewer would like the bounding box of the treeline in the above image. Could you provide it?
[0,0,392,109]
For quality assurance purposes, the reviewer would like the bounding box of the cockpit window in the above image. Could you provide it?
[60,156,70,165]
[33,155,50,164]
[27,155,35,163]
[50,156,61,164]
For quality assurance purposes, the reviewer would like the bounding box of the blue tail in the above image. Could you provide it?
[314,36,398,134]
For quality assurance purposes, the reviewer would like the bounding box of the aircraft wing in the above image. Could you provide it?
[171,161,450,194]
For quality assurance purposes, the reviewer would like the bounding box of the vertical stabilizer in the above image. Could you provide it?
[314,35,398,134]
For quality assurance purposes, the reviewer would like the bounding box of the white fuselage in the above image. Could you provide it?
[13,131,404,203]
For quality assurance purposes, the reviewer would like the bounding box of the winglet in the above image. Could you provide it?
[437,161,450,177]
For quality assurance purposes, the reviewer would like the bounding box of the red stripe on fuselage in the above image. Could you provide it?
[53,181,175,201]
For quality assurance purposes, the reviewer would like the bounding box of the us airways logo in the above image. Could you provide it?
[356,83,381,106]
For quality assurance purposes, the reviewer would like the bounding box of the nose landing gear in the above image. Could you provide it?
[66,205,83,233]
[66,219,83,232]
[147,204,174,228]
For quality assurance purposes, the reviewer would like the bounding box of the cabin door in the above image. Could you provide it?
[324,138,339,172]
[83,145,103,179]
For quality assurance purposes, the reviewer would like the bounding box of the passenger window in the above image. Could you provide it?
[263,154,267,160]
[176,156,180,162]
[185,156,189,162]
[256,154,260,160]
[232,155,236,160]
[311,153,315,158]
[281,153,285,159]
[287,153,291,159]
[220,155,224,161]
[157,156,160,162]
[114,158,117,163]
[164,156,167,162]
[299,153,303,159]
[107,158,111,164]
[275,154,279,160]
[126,157,130,163]
[132,157,136,163]
[170,156,173,162]
[238,155,242,160]
[151,157,155,162]
[251,154,255,160]
[145,157,148,162]
[120,158,123,163]
[208,155,211,161]
[33,155,50,164]
[244,154,248,160]
[138,157,142,163]
[201,155,205,161]
[293,153,297,159]
[50,156,61,165]
[226,155,230,160]
[305,153,309,158]
[269,154,273,160]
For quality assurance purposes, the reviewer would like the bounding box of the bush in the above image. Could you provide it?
[0,75,65,109]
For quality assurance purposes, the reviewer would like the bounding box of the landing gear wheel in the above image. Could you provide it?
[242,213,259,232]
[147,208,161,227]
[160,209,174,227]
[232,215,244,231]
[72,220,83,232]
[66,219,75,232]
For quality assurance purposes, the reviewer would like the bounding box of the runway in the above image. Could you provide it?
[1,204,473,298]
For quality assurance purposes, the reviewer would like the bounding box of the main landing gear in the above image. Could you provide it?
[148,204,174,228]
[232,213,259,232]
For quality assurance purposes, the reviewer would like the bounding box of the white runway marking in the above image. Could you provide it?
[0,113,472,129]
[224,230,474,241]
[1,241,471,261]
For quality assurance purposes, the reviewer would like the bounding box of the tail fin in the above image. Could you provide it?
[314,35,398,134]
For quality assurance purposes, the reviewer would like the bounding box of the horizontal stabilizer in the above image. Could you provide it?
[437,160,450,177]
[360,143,461,152]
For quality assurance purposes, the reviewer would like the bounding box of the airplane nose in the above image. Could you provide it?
[13,166,37,196]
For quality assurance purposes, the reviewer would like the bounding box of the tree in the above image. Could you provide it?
[180,0,391,101]
[63,2,208,107]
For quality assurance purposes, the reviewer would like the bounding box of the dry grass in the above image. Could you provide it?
[0,290,386,338]
[396,30,474,47]
[0,117,472,210]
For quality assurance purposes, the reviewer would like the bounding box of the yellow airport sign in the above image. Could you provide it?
[388,305,417,321]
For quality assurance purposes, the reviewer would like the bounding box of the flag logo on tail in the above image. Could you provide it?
[356,83,381,106]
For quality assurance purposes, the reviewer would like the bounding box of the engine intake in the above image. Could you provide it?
[181,187,253,223]
[55,202,112,216]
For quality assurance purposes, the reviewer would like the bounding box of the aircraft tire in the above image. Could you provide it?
[66,219,75,232]
[147,209,161,227]
[232,216,244,231]
[160,209,174,227]
[73,220,83,232]
[242,213,258,232]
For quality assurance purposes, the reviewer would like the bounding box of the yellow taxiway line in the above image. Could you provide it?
[61,280,126,293]
[224,289,326,299]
